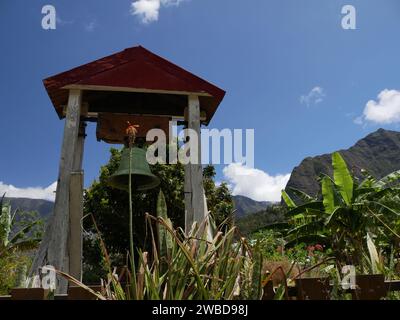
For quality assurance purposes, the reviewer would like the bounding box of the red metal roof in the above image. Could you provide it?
[44,46,225,122]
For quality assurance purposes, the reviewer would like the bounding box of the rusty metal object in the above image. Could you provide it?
[352,274,387,300]
[10,288,50,300]
[96,113,170,144]
[296,277,331,300]
[262,281,275,300]
[67,286,103,300]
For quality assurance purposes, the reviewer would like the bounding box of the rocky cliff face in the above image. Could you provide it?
[286,129,400,197]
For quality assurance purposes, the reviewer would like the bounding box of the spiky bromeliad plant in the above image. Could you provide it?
[281,152,400,268]
[60,190,264,300]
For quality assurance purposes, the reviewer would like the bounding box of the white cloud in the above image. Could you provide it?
[84,20,97,32]
[56,16,74,26]
[300,86,326,107]
[353,116,363,125]
[130,0,185,24]
[357,89,400,124]
[223,163,290,202]
[0,181,57,202]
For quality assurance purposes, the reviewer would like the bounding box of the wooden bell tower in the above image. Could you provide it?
[31,46,225,293]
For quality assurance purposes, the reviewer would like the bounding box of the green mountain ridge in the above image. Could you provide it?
[4,197,54,219]
[232,195,273,218]
[4,195,270,220]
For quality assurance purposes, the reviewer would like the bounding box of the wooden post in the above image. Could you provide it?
[184,105,192,232]
[29,89,82,294]
[69,172,83,282]
[69,122,86,282]
[73,122,86,171]
[184,95,205,233]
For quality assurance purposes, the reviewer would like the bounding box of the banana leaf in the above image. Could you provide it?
[332,152,354,205]
[282,190,296,208]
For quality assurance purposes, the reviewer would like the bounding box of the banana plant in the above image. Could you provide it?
[0,194,42,258]
[281,152,400,266]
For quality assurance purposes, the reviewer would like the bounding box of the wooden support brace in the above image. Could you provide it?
[29,89,82,294]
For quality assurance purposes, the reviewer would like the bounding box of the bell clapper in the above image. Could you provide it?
[107,121,161,295]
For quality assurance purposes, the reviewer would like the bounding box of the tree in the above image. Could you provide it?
[83,148,233,282]
[280,152,400,267]
[235,205,287,236]
[202,165,234,228]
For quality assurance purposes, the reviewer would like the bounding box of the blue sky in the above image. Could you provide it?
[1,0,400,201]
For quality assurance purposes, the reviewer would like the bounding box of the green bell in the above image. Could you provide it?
[108,147,160,192]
